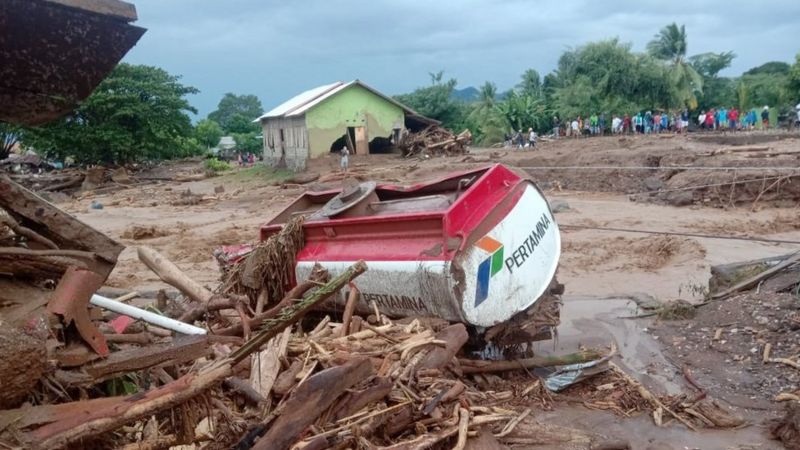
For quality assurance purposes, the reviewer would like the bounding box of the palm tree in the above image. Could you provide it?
[517,69,542,98]
[647,23,703,108]
[478,81,497,110]
[467,82,507,144]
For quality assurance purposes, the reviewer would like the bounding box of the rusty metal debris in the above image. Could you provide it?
[47,266,109,356]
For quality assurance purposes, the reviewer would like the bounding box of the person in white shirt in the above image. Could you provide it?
[570,120,579,138]
[698,111,706,130]
[527,128,536,149]
[611,116,622,134]
[340,146,349,174]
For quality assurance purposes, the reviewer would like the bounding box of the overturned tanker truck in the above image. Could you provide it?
[261,164,562,345]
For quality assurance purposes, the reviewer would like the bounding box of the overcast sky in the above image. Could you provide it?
[122,0,800,119]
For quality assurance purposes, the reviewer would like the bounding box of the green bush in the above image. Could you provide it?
[204,158,232,174]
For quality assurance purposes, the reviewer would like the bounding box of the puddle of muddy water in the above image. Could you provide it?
[528,295,782,449]
[532,295,683,394]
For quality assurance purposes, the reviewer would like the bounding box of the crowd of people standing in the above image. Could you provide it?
[551,105,779,139]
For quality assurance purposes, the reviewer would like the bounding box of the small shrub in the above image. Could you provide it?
[656,299,696,320]
[204,158,232,175]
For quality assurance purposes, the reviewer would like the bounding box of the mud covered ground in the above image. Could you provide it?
[60,132,800,449]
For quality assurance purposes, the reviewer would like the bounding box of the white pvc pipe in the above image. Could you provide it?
[90,294,207,335]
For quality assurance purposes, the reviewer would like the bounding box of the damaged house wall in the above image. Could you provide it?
[262,116,308,171]
[304,84,404,158]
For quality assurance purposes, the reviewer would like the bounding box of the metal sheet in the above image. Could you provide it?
[296,260,464,321]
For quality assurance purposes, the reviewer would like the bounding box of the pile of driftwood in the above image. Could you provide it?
[399,126,472,158]
[4,163,212,197]
[0,177,755,449]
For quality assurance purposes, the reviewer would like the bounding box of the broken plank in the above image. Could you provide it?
[0,396,124,432]
[0,175,124,272]
[59,335,210,385]
[252,357,374,450]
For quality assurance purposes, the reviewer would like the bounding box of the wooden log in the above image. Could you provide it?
[418,323,468,371]
[384,404,415,437]
[340,285,359,337]
[59,335,210,386]
[40,175,84,192]
[253,358,374,450]
[223,377,266,406]
[458,350,604,374]
[137,246,214,304]
[0,322,46,408]
[33,363,233,449]
[273,359,303,396]
[333,377,393,421]
[286,172,320,185]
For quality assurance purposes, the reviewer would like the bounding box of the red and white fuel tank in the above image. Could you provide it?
[260,164,561,329]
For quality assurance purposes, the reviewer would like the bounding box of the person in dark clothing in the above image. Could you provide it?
[598,113,606,136]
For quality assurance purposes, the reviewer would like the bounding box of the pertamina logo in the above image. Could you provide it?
[474,236,504,307]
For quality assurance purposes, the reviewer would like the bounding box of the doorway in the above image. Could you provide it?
[347,126,368,154]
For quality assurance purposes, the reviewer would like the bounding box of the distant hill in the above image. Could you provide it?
[451,86,510,103]
[451,87,479,102]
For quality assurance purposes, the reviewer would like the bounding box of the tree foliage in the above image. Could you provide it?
[517,69,542,98]
[788,53,800,101]
[208,93,263,133]
[690,52,736,111]
[232,132,262,155]
[23,64,200,164]
[647,22,702,108]
[195,119,224,148]
[689,52,735,78]
[394,71,468,131]
[547,39,671,118]
[647,23,688,63]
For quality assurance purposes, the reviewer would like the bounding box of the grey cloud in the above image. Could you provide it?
[123,0,800,118]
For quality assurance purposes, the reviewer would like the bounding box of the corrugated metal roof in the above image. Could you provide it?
[253,80,435,124]
[286,81,354,117]
[253,82,343,122]
[218,136,236,148]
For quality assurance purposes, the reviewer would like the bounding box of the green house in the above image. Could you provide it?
[254,80,436,170]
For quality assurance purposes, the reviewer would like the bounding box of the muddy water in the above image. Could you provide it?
[554,192,800,302]
[532,295,782,449]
